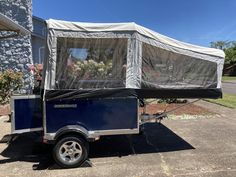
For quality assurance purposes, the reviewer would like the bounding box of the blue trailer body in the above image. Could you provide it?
[11,95,43,133]
[11,95,139,138]
[45,97,138,134]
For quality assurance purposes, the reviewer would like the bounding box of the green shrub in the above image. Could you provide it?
[0,70,23,104]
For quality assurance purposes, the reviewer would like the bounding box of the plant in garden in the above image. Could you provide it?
[28,64,43,89]
[0,70,23,104]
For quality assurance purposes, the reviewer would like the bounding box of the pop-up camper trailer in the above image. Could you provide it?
[44,19,224,99]
[10,19,225,168]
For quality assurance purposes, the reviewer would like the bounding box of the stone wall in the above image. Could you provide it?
[0,0,33,93]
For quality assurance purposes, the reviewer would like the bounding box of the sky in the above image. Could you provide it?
[33,0,236,47]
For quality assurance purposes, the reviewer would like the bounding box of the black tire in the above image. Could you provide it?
[53,135,89,168]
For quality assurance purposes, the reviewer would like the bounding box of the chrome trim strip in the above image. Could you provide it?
[10,97,15,134]
[88,128,139,137]
[44,128,139,141]
[43,98,47,134]
[44,133,56,140]
[137,98,139,131]
[12,127,43,134]
[11,94,40,99]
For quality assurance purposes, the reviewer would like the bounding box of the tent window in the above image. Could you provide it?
[141,43,217,88]
[56,38,127,89]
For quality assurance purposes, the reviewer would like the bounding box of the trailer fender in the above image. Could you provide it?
[54,125,95,142]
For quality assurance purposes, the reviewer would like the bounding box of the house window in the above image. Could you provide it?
[38,46,45,63]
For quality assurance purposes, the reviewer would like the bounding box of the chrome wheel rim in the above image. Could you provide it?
[59,141,82,163]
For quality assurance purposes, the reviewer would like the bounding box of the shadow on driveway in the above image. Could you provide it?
[0,123,194,170]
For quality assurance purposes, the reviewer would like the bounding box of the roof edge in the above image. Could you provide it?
[0,13,31,35]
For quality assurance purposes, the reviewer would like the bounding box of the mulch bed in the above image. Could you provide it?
[0,104,10,116]
[139,102,213,115]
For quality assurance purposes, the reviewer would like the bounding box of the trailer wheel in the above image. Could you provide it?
[53,135,88,168]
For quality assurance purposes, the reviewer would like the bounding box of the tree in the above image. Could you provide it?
[210,41,229,50]
[210,41,236,64]
[224,44,236,64]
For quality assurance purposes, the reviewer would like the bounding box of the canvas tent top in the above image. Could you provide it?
[47,19,224,58]
[43,19,224,100]
[0,13,30,36]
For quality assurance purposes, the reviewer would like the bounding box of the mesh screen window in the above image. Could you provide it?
[142,43,218,89]
[56,38,127,89]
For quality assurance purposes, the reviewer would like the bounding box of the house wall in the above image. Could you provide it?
[32,16,46,64]
[0,0,33,93]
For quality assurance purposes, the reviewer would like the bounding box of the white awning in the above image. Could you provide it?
[0,13,30,37]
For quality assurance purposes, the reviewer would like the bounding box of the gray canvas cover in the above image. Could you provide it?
[43,19,225,99]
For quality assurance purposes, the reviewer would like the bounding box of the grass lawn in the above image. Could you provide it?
[222,76,236,81]
[206,93,236,109]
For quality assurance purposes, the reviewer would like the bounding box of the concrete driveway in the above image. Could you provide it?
[0,101,236,177]
[222,81,236,95]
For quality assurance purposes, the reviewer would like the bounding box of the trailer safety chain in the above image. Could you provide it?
[140,99,202,124]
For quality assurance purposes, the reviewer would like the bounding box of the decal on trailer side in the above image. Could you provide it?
[54,104,77,108]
